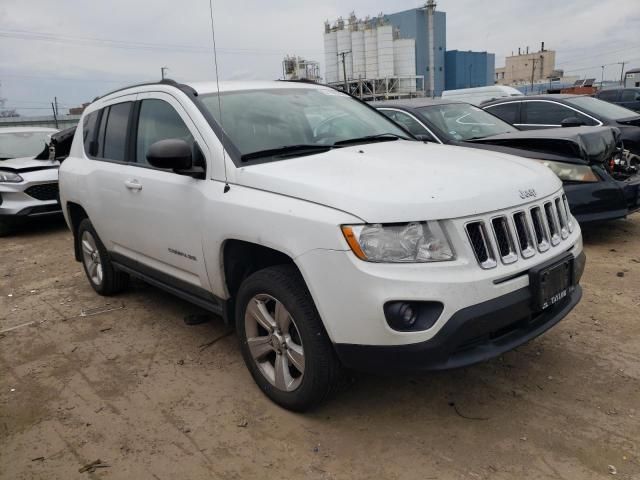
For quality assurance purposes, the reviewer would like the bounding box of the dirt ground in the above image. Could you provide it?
[1,215,639,480]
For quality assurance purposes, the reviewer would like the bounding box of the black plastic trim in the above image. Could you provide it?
[110,252,226,318]
[334,282,582,373]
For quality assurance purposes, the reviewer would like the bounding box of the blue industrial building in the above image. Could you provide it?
[444,50,495,90]
[384,7,446,96]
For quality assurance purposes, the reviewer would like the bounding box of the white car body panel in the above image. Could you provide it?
[232,140,562,223]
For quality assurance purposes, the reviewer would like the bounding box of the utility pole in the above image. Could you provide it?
[529,55,544,94]
[51,101,59,129]
[54,96,59,117]
[601,65,605,89]
[618,61,626,86]
[337,51,351,92]
[161,66,169,80]
[530,57,537,93]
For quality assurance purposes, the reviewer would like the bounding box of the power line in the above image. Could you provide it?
[0,28,323,56]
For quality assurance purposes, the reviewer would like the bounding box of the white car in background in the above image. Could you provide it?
[0,126,63,235]
[441,85,523,105]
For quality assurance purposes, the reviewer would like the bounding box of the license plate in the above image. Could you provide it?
[531,256,574,311]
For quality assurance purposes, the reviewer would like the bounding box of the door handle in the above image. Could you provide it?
[124,179,142,191]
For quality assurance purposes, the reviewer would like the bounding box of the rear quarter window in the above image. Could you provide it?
[82,111,100,156]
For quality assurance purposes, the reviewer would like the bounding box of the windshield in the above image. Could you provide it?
[416,103,515,141]
[565,96,640,121]
[200,88,410,160]
[0,130,53,160]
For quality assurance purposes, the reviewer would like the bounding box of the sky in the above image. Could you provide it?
[1,0,639,116]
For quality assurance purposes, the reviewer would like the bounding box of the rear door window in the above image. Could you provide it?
[522,101,596,126]
[101,102,132,162]
[485,102,520,124]
[597,90,619,102]
[621,90,640,102]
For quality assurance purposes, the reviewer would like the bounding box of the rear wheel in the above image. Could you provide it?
[78,218,129,295]
[236,265,341,411]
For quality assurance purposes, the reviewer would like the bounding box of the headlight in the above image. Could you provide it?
[537,160,599,183]
[341,221,455,263]
[0,170,23,183]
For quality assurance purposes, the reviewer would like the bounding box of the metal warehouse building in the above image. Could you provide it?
[445,50,495,90]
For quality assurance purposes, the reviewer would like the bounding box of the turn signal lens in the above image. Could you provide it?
[341,226,368,260]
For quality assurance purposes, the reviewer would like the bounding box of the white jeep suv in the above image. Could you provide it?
[59,80,585,411]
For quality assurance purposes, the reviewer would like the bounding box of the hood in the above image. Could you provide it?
[468,126,621,165]
[233,141,561,223]
[0,156,59,171]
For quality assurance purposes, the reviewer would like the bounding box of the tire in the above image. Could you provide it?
[236,264,342,411]
[77,218,129,295]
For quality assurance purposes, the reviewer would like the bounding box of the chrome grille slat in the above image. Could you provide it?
[512,211,536,258]
[465,195,574,269]
[544,201,561,246]
[465,221,497,269]
[530,206,551,252]
[491,216,518,264]
[555,197,569,239]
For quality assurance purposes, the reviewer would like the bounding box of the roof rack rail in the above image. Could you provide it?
[92,78,185,102]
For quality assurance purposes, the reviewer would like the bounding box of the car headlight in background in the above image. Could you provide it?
[0,170,23,183]
[341,221,455,262]
[537,160,599,183]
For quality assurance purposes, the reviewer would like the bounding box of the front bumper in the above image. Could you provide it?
[564,174,640,224]
[0,169,61,221]
[335,281,582,372]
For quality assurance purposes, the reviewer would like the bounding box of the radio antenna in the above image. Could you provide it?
[208,0,230,192]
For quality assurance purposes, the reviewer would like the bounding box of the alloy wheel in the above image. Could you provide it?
[244,294,305,392]
[81,230,103,286]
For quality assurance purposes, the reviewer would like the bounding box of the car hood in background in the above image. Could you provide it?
[233,141,561,223]
[0,156,59,171]
[467,126,621,165]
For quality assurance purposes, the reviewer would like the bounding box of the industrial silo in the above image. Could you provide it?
[377,24,394,78]
[393,38,417,92]
[364,26,378,79]
[323,23,338,84]
[351,28,366,80]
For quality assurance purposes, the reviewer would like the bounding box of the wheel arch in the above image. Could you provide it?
[66,202,89,261]
[221,239,311,323]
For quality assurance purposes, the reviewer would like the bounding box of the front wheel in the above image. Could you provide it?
[236,265,342,411]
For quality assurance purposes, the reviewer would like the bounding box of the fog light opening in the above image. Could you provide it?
[384,301,443,332]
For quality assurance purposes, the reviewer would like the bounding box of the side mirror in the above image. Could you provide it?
[560,117,586,128]
[414,134,436,143]
[146,139,192,170]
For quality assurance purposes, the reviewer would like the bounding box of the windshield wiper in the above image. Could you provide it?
[240,144,334,162]
[333,133,409,146]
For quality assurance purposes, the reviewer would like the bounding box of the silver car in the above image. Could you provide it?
[0,127,62,235]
